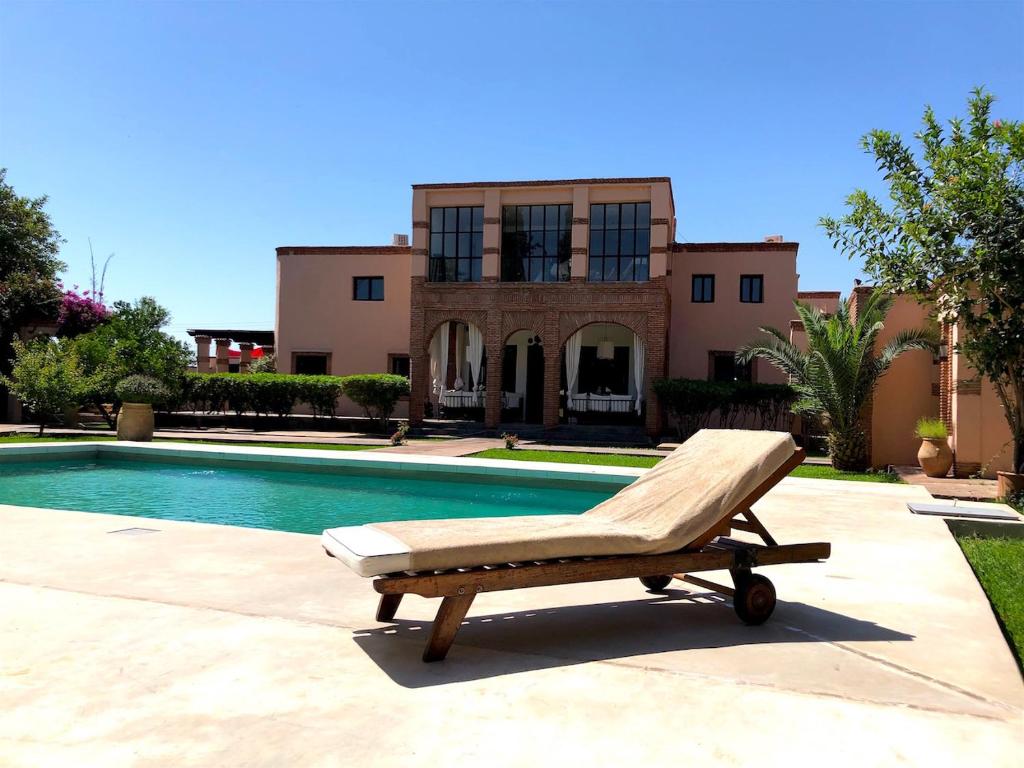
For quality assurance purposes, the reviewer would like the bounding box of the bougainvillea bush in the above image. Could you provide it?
[56,284,110,338]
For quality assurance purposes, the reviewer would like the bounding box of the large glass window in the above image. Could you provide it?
[588,202,651,282]
[500,204,572,282]
[429,206,483,282]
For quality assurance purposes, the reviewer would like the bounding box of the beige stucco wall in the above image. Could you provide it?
[667,246,799,383]
[949,324,1013,477]
[867,296,938,468]
[275,247,411,417]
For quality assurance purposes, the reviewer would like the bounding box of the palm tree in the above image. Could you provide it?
[737,290,936,471]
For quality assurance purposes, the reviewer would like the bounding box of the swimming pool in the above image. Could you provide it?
[0,443,638,534]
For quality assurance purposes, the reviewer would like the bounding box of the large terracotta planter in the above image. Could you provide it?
[997,471,1024,500]
[917,437,953,478]
[117,403,155,441]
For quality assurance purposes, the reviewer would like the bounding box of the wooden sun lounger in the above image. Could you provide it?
[326,446,830,662]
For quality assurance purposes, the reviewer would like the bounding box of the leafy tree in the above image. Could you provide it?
[73,297,192,426]
[0,338,95,435]
[821,89,1024,475]
[737,292,935,471]
[0,169,66,383]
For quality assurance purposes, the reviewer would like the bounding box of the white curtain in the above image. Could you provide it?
[454,323,467,387]
[564,330,582,396]
[467,324,484,389]
[430,322,449,402]
[632,332,645,414]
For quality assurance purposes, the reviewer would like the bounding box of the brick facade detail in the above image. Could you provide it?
[408,278,670,436]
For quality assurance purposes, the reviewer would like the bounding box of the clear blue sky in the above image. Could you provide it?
[2,1,1021,346]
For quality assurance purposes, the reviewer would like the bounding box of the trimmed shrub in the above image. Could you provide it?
[654,378,797,439]
[181,372,408,427]
[115,374,171,406]
[182,373,344,418]
[341,374,410,429]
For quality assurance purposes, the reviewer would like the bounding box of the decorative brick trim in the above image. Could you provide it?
[411,248,428,256]
[483,217,500,225]
[276,246,411,256]
[798,291,841,299]
[671,242,798,253]
[650,246,668,254]
[650,218,669,226]
[413,176,671,190]
[571,217,589,225]
[483,247,499,254]
[955,378,982,395]
[412,221,429,229]
[570,247,587,255]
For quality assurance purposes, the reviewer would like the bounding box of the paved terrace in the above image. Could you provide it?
[1,477,1021,766]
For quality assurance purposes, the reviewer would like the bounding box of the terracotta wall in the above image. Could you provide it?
[949,323,1013,477]
[865,294,938,468]
[667,244,799,384]
[275,246,411,417]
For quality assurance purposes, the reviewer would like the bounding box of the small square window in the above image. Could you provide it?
[709,351,752,383]
[353,276,384,301]
[692,274,715,303]
[389,354,410,378]
[740,275,764,303]
[294,353,329,376]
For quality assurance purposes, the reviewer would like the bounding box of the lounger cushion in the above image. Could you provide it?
[322,429,796,576]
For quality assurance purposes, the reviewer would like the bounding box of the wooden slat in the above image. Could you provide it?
[374,541,829,599]
[422,594,476,662]
[676,574,735,596]
[375,593,403,622]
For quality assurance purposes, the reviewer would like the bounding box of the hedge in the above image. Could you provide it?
[181,372,410,425]
[654,378,797,439]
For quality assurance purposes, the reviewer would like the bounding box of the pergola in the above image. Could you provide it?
[187,329,275,373]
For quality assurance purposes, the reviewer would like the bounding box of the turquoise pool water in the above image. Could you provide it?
[0,456,627,534]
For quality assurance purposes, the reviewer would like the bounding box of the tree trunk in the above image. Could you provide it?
[828,427,870,472]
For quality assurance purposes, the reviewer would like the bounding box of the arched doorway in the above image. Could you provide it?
[561,322,645,424]
[500,330,544,424]
[427,320,486,421]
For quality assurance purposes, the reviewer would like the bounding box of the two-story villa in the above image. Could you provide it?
[274,176,803,438]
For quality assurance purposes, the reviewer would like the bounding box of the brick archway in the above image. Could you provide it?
[422,311,488,357]
[558,311,647,348]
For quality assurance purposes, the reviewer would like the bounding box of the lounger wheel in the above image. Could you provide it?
[639,574,673,591]
[732,573,776,625]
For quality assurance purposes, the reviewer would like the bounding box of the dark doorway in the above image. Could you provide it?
[524,341,544,423]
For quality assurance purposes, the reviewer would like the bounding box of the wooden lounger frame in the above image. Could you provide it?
[335,447,831,662]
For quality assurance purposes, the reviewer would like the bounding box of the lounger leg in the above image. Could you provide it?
[376,593,403,622]
[423,594,476,662]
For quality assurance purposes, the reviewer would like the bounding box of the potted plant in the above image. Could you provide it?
[115,375,170,441]
[915,417,952,478]
[502,432,519,450]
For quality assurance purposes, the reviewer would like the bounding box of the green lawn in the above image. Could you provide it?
[788,464,902,483]
[470,448,661,468]
[470,448,902,482]
[0,434,376,451]
[956,535,1024,669]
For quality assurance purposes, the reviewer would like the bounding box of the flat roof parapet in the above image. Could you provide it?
[672,242,799,252]
[276,246,412,256]
[412,176,672,190]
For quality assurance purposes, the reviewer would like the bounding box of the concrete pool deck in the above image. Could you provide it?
[1,476,1021,766]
